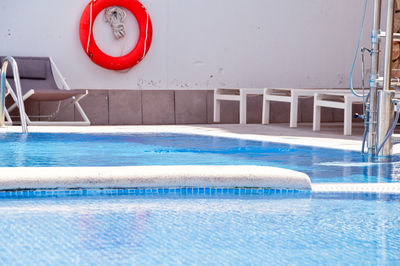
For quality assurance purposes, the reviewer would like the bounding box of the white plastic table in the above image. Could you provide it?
[262,88,353,128]
[213,88,264,124]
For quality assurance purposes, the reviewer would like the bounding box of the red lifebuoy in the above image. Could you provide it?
[79,0,153,70]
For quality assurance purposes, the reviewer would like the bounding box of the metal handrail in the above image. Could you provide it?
[0,56,28,133]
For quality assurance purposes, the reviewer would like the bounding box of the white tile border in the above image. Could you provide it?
[312,183,400,194]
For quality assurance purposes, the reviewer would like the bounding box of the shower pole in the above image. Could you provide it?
[367,0,382,155]
[377,0,396,156]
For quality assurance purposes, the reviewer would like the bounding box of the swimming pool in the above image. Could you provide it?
[0,191,399,265]
[1,132,399,183]
[1,131,400,264]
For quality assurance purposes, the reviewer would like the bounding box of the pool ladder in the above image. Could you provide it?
[0,56,28,133]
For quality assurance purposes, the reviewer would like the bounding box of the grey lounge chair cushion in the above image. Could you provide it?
[5,58,47,80]
[3,56,87,101]
[6,79,87,101]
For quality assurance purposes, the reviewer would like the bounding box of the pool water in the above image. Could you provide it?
[0,193,399,265]
[1,133,400,264]
[1,132,399,183]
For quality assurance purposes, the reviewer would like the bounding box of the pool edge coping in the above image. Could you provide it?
[0,125,365,152]
[0,165,311,191]
[312,183,400,194]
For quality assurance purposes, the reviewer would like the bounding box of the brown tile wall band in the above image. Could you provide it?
[21,90,359,125]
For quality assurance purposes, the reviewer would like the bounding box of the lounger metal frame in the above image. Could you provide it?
[5,57,90,126]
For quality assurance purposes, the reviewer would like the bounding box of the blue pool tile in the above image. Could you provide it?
[0,187,319,199]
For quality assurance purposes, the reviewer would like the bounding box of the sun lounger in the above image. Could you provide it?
[3,56,90,126]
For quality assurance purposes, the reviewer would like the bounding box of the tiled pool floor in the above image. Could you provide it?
[0,193,399,265]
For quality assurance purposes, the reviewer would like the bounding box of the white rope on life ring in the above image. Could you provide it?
[104,6,127,40]
[86,0,94,54]
[141,10,149,60]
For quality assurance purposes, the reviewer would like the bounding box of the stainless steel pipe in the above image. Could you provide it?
[0,62,7,127]
[377,90,394,156]
[0,57,28,133]
[367,0,382,155]
[383,0,395,92]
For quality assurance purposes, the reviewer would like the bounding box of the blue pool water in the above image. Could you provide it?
[0,192,399,265]
[1,133,400,264]
[1,132,399,183]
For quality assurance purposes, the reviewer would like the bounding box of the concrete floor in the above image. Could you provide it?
[1,122,367,152]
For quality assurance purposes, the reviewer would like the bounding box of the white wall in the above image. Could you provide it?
[0,0,372,90]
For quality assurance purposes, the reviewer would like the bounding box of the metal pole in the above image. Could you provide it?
[383,0,395,92]
[0,62,7,127]
[0,57,28,133]
[367,0,382,155]
[376,0,396,156]
[377,90,394,156]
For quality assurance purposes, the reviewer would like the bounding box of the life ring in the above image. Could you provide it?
[79,0,153,70]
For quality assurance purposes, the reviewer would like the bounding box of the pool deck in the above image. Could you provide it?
[1,122,369,151]
[2,123,400,194]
